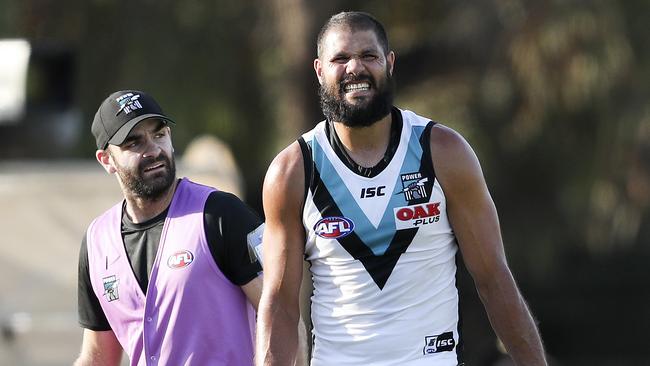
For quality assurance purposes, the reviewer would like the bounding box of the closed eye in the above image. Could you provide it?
[332,56,350,64]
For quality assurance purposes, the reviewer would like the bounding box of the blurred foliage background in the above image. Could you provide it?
[1,0,648,364]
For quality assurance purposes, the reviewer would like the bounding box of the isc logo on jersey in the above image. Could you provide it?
[314,217,355,239]
[167,250,194,269]
[423,332,455,355]
[394,203,441,230]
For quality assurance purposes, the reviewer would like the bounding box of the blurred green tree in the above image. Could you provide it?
[2,0,648,363]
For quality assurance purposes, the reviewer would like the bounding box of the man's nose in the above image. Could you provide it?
[345,57,365,75]
[141,137,162,158]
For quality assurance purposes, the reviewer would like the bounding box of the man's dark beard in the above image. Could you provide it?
[319,70,394,128]
[114,153,176,200]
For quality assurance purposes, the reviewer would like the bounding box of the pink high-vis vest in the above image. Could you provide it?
[87,178,256,366]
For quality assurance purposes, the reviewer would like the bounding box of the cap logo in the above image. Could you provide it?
[115,93,143,116]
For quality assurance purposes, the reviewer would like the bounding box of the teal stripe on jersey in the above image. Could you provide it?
[312,125,427,256]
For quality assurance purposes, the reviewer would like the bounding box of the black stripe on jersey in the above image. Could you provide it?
[298,137,313,207]
[310,165,417,289]
[304,119,438,290]
[419,121,436,184]
[408,120,437,205]
[422,120,464,362]
[454,254,465,364]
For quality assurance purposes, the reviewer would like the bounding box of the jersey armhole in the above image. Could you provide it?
[297,137,313,256]
[420,121,437,181]
[297,137,313,209]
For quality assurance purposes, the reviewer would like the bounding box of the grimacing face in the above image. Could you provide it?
[316,28,395,127]
[109,119,176,200]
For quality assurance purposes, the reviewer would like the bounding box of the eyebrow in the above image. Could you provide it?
[151,120,166,132]
[121,134,140,145]
[330,48,379,59]
[122,120,167,144]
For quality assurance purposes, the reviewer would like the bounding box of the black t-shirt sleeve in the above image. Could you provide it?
[77,234,112,331]
[204,191,263,286]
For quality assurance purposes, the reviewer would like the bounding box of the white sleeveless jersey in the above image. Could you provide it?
[299,109,462,366]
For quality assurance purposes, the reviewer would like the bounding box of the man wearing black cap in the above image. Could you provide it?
[75,90,264,365]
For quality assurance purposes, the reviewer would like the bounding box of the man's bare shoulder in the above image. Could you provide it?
[429,123,471,154]
[430,123,478,163]
[429,123,483,189]
[263,142,306,212]
[265,142,304,187]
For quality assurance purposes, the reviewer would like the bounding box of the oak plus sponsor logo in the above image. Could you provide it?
[314,216,355,239]
[423,332,455,355]
[394,202,441,230]
[167,250,194,269]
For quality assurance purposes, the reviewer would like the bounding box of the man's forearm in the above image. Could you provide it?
[478,274,547,365]
[73,350,122,366]
[256,300,300,366]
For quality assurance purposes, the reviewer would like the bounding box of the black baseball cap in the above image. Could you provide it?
[91,90,175,149]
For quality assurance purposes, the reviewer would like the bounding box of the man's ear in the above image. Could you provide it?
[386,51,395,77]
[314,58,324,85]
[96,149,117,174]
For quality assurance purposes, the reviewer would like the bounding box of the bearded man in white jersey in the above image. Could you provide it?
[256,11,547,366]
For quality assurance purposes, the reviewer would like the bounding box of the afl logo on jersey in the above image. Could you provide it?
[167,250,194,269]
[314,217,355,239]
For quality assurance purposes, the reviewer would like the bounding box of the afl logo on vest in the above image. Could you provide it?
[314,217,355,239]
[167,250,195,269]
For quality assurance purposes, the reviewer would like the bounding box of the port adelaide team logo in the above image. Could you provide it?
[115,92,143,115]
[399,172,429,202]
[102,275,119,302]
[394,171,440,230]
[314,216,355,239]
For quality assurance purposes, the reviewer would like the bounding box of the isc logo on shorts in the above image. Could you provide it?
[314,216,355,239]
[423,332,455,354]
[394,203,441,230]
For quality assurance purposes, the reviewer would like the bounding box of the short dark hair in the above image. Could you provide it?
[317,11,390,58]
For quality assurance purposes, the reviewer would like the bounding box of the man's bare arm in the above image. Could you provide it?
[74,329,123,366]
[256,142,307,366]
[431,124,547,365]
[241,275,263,311]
